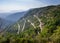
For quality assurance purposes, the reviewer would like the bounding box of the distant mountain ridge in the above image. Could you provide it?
[5,11,27,22]
[0,13,11,18]
[0,18,13,32]
[0,11,28,32]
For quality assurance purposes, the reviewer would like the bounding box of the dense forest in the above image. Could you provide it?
[0,5,60,43]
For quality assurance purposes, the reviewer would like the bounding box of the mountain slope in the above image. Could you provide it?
[0,18,13,33]
[5,11,27,22]
[0,5,60,43]
[6,5,60,34]
[0,13,13,18]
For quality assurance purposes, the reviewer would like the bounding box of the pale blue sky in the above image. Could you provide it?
[0,0,60,13]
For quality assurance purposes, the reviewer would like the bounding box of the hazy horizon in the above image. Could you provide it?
[0,0,60,13]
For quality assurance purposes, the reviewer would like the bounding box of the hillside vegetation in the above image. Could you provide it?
[0,5,60,43]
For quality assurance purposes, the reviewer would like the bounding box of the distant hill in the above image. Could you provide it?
[0,18,13,32]
[5,11,27,22]
[0,11,28,33]
[0,13,12,18]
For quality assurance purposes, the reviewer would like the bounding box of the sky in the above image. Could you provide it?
[0,0,60,13]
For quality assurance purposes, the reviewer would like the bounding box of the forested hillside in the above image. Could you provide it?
[0,5,60,43]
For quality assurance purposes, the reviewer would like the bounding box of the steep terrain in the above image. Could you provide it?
[6,5,60,34]
[0,5,60,43]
